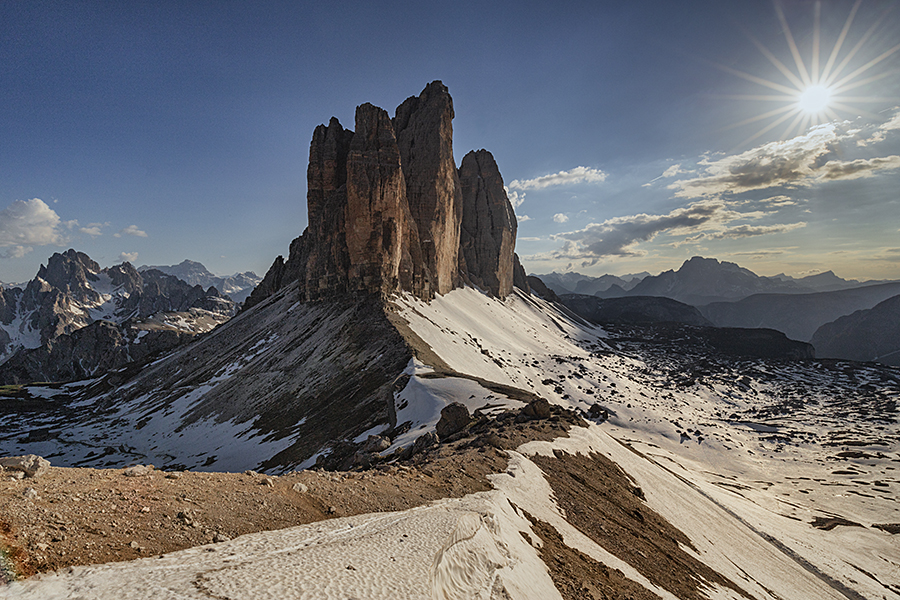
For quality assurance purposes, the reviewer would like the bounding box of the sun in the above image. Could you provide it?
[717,0,900,146]
[796,84,832,116]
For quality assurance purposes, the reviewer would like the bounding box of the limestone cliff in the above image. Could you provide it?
[393,81,462,295]
[246,81,524,310]
[458,149,517,298]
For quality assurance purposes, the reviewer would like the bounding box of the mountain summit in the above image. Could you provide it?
[246,81,525,308]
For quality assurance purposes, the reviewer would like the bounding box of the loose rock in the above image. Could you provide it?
[0,455,51,478]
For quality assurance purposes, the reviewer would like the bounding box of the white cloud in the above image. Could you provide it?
[817,156,900,181]
[553,213,569,223]
[661,164,684,178]
[669,123,900,198]
[119,252,139,263]
[505,187,526,208]
[114,224,148,238]
[79,222,109,237]
[859,108,900,145]
[517,214,532,222]
[509,166,607,190]
[0,198,67,257]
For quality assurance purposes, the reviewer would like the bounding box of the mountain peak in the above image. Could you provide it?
[245,82,524,309]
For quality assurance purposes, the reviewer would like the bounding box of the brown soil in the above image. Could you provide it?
[525,511,661,600]
[0,406,582,580]
[531,450,753,600]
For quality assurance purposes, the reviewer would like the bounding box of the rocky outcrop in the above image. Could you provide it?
[458,149,517,298]
[393,81,462,295]
[246,81,525,310]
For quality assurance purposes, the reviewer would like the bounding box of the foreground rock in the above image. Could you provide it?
[0,455,50,479]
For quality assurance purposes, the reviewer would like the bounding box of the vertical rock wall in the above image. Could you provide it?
[458,149,517,298]
[245,81,523,310]
[394,81,463,295]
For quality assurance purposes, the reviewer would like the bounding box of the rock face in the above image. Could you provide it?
[246,81,523,309]
[458,150,517,297]
[393,81,462,295]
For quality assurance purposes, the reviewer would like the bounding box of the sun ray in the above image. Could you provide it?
[714,94,804,102]
[780,110,808,140]
[775,2,812,87]
[714,63,799,95]
[812,2,821,84]
[829,101,880,119]
[830,43,900,91]
[721,104,798,131]
[822,17,881,87]
[748,35,806,90]
[820,0,861,83]
[738,107,802,148]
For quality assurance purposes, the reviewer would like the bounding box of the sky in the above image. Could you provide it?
[1,0,899,284]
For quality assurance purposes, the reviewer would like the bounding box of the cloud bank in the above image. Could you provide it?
[669,123,900,198]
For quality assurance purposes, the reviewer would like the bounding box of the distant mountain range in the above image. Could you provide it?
[537,257,893,304]
[532,257,900,362]
[138,260,261,303]
[533,271,648,296]
[810,294,900,366]
[0,249,236,384]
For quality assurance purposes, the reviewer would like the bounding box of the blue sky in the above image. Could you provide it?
[1,0,899,283]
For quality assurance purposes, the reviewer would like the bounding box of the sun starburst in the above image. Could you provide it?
[718,0,900,147]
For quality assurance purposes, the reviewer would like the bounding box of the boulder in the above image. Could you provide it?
[361,434,391,453]
[436,402,471,439]
[522,398,551,420]
[0,454,51,478]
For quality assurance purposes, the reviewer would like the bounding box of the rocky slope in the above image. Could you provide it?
[811,293,900,365]
[138,260,260,303]
[0,250,235,384]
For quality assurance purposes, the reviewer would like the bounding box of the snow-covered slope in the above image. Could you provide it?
[3,286,898,599]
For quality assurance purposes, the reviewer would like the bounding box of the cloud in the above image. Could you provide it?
[553,213,569,223]
[661,164,685,178]
[517,214,532,222]
[114,225,148,238]
[79,222,109,237]
[505,187,526,208]
[817,156,900,181]
[0,198,68,257]
[668,123,900,198]
[704,222,807,240]
[518,236,542,242]
[669,125,842,198]
[859,108,900,145]
[557,201,725,259]
[509,166,607,190]
[119,252,139,263]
